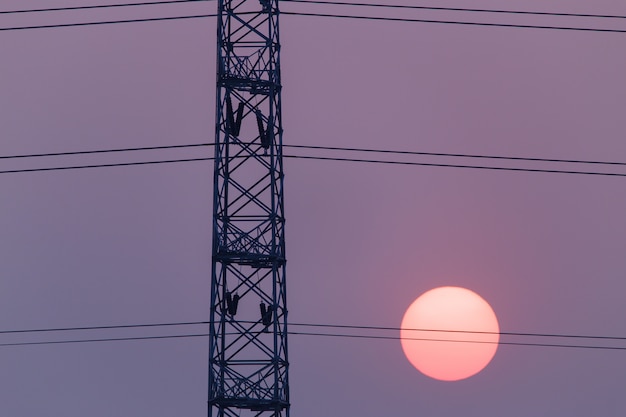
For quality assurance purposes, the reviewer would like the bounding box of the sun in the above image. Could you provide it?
[400,286,500,381]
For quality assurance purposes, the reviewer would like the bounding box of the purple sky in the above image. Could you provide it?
[1,0,626,416]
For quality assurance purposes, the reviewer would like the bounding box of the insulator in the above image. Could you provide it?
[260,302,273,327]
[226,97,235,134]
[226,97,244,137]
[256,110,271,149]
[230,293,240,316]
[226,291,240,316]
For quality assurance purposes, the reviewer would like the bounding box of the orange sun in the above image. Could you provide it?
[400,286,500,381]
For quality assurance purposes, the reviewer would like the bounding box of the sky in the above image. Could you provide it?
[1,0,626,416]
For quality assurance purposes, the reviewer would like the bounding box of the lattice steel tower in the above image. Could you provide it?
[208,1,288,417]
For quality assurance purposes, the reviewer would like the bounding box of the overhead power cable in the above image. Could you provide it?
[3,142,625,167]
[281,11,626,34]
[1,154,625,177]
[0,333,210,347]
[2,319,626,342]
[285,144,626,167]
[285,154,626,177]
[0,143,212,160]
[0,320,208,335]
[3,330,626,352]
[4,0,623,21]
[0,157,214,174]
[0,0,212,15]
[0,157,216,174]
[286,321,626,342]
[288,331,626,351]
[282,0,626,20]
[1,7,624,33]
[0,14,215,32]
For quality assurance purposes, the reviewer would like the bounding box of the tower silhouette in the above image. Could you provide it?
[208,1,289,417]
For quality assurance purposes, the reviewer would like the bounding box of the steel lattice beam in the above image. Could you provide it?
[209,1,289,417]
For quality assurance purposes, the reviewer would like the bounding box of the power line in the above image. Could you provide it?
[288,331,626,351]
[5,0,622,21]
[0,0,212,15]
[285,144,626,167]
[2,329,625,352]
[0,157,213,174]
[1,8,624,33]
[2,319,626,342]
[281,11,626,34]
[1,153,625,177]
[0,14,215,32]
[0,333,209,347]
[0,143,212,160]
[3,142,624,167]
[287,321,626,342]
[282,0,626,20]
[0,321,209,335]
[285,154,626,177]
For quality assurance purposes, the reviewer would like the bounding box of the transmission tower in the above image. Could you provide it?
[208,0,289,417]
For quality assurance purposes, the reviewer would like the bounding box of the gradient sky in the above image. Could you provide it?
[1,1,626,416]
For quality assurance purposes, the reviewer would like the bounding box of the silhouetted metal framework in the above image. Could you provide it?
[208,1,288,417]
